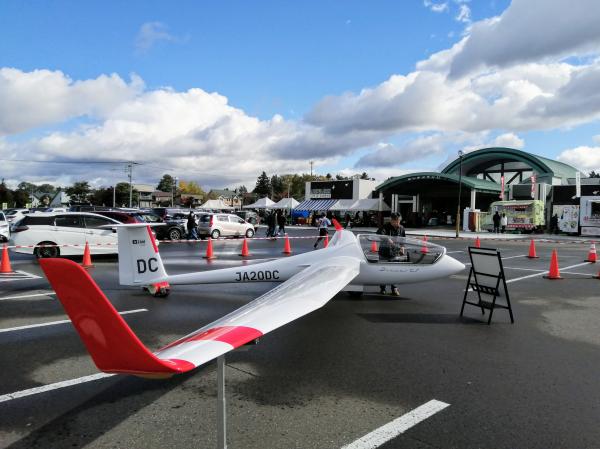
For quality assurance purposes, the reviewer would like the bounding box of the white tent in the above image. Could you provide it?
[329,199,357,211]
[350,198,391,211]
[201,199,234,210]
[266,198,299,210]
[243,197,275,209]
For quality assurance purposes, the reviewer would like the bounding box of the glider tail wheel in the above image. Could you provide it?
[143,281,171,298]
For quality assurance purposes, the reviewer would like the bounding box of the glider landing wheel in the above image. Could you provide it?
[143,282,171,298]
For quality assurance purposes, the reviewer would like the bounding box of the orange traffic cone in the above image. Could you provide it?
[0,244,13,273]
[324,234,329,248]
[527,239,539,259]
[586,242,597,263]
[283,234,292,255]
[81,242,93,268]
[370,240,378,253]
[474,236,481,248]
[544,249,562,279]
[421,235,429,254]
[204,237,215,259]
[240,238,250,257]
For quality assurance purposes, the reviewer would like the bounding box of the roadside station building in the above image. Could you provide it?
[374,147,579,227]
[298,178,378,211]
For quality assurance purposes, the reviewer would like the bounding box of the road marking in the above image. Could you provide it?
[340,399,450,449]
[502,255,528,260]
[0,270,42,283]
[0,373,115,403]
[506,262,592,284]
[0,309,148,333]
[503,267,545,272]
[0,292,56,301]
[447,250,465,254]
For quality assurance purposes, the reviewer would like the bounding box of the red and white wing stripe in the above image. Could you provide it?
[39,256,359,378]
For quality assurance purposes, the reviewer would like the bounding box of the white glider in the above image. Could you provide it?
[39,221,464,378]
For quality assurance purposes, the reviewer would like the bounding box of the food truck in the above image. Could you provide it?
[482,200,545,232]
[579,196,600,236]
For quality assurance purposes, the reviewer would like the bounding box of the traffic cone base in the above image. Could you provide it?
[204,237,215,259]
[527,239,539,259]
[82,242,93,268]
[370,240,378,253]
[0,244,13,273]
[240,238,250,257]
[474,236,481,248]
[544,249,562,280]
[283,234,292,255]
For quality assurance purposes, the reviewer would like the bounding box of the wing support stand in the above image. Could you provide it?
[217,355,227,449]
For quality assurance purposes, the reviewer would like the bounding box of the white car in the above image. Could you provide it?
[197,213,255,239]
[5,208,30,225]
[10,212,122,258]
[0,211,9,242]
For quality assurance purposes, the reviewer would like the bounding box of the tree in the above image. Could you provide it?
[360,172,370,180]
[65,181,92,203]
[589,171,600,178]
[0,179,13,207]
[237,185,248,194]
[270,174,285,199]
[253,171,271,197]
[157,174,175,192]
[37,183,56,194]
[179,180,205,196]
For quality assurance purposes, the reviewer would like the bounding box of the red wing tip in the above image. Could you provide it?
[332,218,343,231]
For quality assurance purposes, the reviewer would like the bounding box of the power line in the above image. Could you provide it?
[0,159,136,164]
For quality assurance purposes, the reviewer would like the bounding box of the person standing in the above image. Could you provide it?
[492,211,501,234]
[266,212,276,238]
[501,212,508,233]
[186,211,198,240]
[277,210,286,236]
[376,213,406,296]
[313,213,331,248]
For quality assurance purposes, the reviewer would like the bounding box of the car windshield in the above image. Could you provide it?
[358,234,444,264]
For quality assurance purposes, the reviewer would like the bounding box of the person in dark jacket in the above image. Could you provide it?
[492,211,501,233]
[276,210,286,236]
[266,212,277,238]
[376,213,406,296]
[186,212,198,240]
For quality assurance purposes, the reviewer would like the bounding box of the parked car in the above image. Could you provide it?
[10,212,122,258]
[0,211,9,242]
[98,210,186,240]
[197,213,255,239]
[5,208,30,225]
[235,210,259,226]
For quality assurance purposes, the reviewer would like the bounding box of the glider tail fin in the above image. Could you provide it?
[117,224,167,286]
[39,258,192,378]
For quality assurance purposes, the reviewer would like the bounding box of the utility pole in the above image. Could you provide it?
[310,161,314,179]
[113,185,116,208]
[126,161,140,208]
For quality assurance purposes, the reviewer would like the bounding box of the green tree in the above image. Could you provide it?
[270,174,285,199]
[360,172,370,180]
[65,181,92,203]
[37,183,56,194]
[253,171,271,197]
[237,185,248,194]
[0,179,13,207]
[157,174,175,192]
[589,171,600,178]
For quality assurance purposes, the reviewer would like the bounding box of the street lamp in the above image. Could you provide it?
[172,176,178,207]
[455,150,464,238]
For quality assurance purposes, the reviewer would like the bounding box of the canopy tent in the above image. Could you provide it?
[201,199,234,210]
[294,199,338,211]
[329,199,357,211]
[350,198,391,211]
[243,197,275,209]
[266,198,300,210]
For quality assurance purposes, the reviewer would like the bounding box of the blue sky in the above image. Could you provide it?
[1,0,600,188]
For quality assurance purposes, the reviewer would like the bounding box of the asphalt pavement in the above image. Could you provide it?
[0,227,599,448]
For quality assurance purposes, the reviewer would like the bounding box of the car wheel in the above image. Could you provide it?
[35,242,60,258]
[168,228,182,240]
[245,228,255,238]
[211,229,221,239]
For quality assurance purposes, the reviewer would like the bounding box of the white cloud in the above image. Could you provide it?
[492,132,524,149]
[424,1,449,13]
[448,0,600,78]
[455,4,471,23]
[557,146,600,172]
[355,134,449,168]
[0,68,143,135]
[135,22,182,53]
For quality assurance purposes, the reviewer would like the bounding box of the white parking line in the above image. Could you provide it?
[0,308,148,333]
[0,270,42,282]
[447,250,465,254]
[0,292,56,301]
[0,373,115,403]
[502,255,528,260]
[506,262,592,284]
[340,399,450,449]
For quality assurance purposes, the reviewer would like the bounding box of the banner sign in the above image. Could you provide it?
[531,174,536,199]
[499,176,505,200]
[576,172,581,198]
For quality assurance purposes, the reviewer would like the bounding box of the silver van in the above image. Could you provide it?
[197,213,255,239]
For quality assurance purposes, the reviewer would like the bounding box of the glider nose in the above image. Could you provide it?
[439,254,466,276]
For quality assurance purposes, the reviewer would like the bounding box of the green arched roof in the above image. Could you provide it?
[375,172,502,194]
[441,147,578,179]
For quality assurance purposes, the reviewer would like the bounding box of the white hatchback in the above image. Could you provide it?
[10,212,122,258]
[0,211,9,242]
[197,213,255,239]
